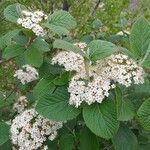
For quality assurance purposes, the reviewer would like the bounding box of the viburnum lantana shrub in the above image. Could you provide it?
[0,3,150,150]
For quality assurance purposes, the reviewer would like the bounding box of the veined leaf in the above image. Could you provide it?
[33,76,56,99]
[112,124,138,150]
[31,37,50,52]
[137,98,150,131]
[130,17,150,58]
[44,24,69,35]
[88,40,117,61]
[36,86,81,121]
[79,127,100,150]
[4,3,26,23]
[47,10,76,30]
[83,100,119,139]
[24,47,43,67]
[3,44,26,60]
[0,122,10,145]
[115,87,135,121]
[53,39,86,56]
[59,134,74,150]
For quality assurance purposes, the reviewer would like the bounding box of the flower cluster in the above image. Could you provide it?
[98,53,145,87]
[52,43,145,107]
[14,65,39,85]
[68,71,115,107]
[69,53,145,107]
[52,42,87,72]
[17,10,47,36]
[11,109,63,150]
[13,96,28,114]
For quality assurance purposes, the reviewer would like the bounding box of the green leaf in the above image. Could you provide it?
[0,122,10,145]
[33,76,56,99]
[88,40,117,61]
[83,100,119,139]
[142,44,150,69]
[47,10,76,30]
[0,140,12,150]
[79,127,100,150]
[137,98,150,131]
[24,47,43,67]
[3,44,26,60]
[53,40,85,56]
[92,19,102,29]
[36,86,81,121]
[0,29,20,49]
[0,91,15,108]
[39,60,63,77]
[44,24,69,35]
[4,3,26,23]
[112,124,138,150]
[53,72,70,86]
[59,134,74,150]
[115,87,135,121]
[130,17,150,58]
[31,38,50,52]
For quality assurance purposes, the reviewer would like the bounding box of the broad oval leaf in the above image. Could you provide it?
[24,47,43,67]
[79,127,100,150]
[33,76,56,99]
[130,17,150,58]
[31,38,50,52]
[83,100,119,139]
[59,134,74,150]
[112,124,138,150]
[53,72,70,86]
[44,24,69,35]
[53,39,86,56]
[137,98,150,131]
[115,87,135,121]
[3,44,26,60]
[0,122,10,145]
[88,40,117,61]
[4,3,26,23]
[47,10,76,30]
[0,29,20,49]
[36,86,81,121]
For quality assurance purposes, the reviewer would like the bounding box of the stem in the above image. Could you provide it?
[139,45,150,65]
[64,124,76,137]
[3,83,19,101]
[90,0,101,16]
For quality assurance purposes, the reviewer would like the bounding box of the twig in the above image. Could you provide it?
[3,83,19,101]
[64,124,76,137]
[90,0,101,16]
[62,0,69,11]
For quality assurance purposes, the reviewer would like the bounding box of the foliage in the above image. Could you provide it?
[0,1,150,150]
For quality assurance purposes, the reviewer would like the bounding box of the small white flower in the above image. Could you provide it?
[52,51,85,72]
[17,9,47,37]
[10,109,63,150]
[14,65,39,84]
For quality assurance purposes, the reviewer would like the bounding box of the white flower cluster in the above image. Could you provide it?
[14,65,39,85]
[52,41,145,107]
[52,42,87,72]
[67,52,144,107]
[17,10,48,36]
[13,96,28,114]
[99,53,145,87]
[68,71,115,107]
[11,109,63,150]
